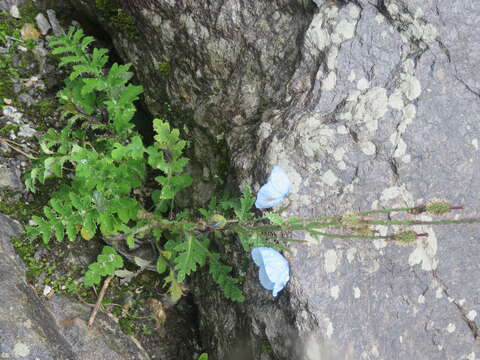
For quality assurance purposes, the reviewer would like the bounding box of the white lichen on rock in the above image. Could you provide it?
[332,19,356,43]
[353,286,361,299]
[360,141,376,156]
[466,310,477,321]
[346,247,357,263]
[446,323,456,333]
[399,74,422,101]
[330,285,340,299]
[388,91,404,110]
[408,220,438,271]
[13,343,30,357]
[324,249,340,273]
[357,78,370,91]
[351,87,389,133]
[321,170,338,186]
[322,71,337,91]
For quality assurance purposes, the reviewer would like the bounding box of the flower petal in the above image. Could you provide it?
[251,247,265,267]
[258,266,275,290]
[251,247,290,297]
[255,165,291,209]
[268,166,291,196]
[255,182,286,209]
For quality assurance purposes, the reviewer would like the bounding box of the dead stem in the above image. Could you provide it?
[87,274,115,328]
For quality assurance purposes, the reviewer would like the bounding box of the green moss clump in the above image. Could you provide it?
[0,124,20,136]
[95,0,137,37]
[159,61,171,77]
[19,0,38,24]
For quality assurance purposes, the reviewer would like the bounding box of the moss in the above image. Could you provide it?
[95,0,137,38]
[158,62,171,77]
[0,124,20,136]
[260,341,273,354]
[19,0,38,24]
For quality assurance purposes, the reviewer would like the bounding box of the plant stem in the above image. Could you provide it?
[361,218,480,226]
[88,274,114,328]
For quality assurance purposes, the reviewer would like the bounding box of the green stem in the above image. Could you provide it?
[361,218,480,226]
[356,207,419,216]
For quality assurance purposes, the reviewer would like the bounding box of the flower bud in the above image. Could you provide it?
[425,201,450,215]
[394,231,418,243]
[209,214,227,228]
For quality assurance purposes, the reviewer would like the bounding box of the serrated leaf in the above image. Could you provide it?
[209,253,245,302]
[174,234,208,282]
[115,197,139,223]
[84,268,102,287]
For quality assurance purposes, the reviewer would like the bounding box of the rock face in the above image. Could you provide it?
[0,213,151,360]
[47,0,480,359]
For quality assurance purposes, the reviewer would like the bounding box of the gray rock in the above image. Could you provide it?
[46,0,480,358]
[18,124,36,138]
[9,4,20,18]
[18,93,35,106]
[0,0,24,13]
[2,105,23,123]
[35,12,51,35]
[0,159,23,191]
[46,9,63,36]
[0,213,151,360]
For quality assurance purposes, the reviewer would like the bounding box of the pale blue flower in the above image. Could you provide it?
[251,247,290,297]
[255,165,291,209]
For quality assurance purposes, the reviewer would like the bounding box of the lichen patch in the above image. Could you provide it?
[321,170,338,186]
[446,323,456,333]
[324,249,339,273]
[408,222,438,271]
[466,310,477,321]
[322,71,337,91]
[330,285,340,299]
[13,343,30,357]
[400,74,422,101]
[353,286,361,299]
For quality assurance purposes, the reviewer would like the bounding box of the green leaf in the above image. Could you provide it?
[209,253,245,302]
[53,221,65,241]
[156,256,168,274]
[66,222,77,242]
[264,212,285,225]
[126,234,135,249]
[174,234,209,282]
[163,271,183,302]
[115,197,139,223]
[84,267,102,287]
[119,84,143,105]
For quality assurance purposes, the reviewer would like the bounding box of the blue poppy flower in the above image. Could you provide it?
[255,166,291,209]
[251,247,290,297]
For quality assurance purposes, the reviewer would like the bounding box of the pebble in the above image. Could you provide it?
[2,106,23,123]
[35,13,52,35]
[46,10,63,36]
[10,5,20,19]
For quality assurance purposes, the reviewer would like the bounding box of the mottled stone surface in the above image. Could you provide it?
[0,0,24,13]
[47,0,480,359]
[0,213,151,360]
[0,158,23,191]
